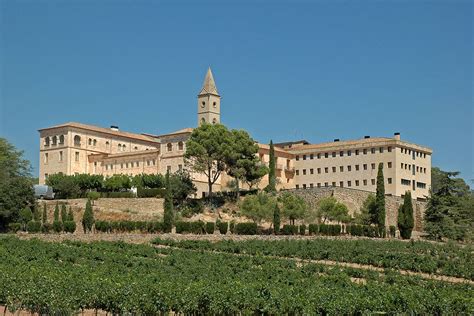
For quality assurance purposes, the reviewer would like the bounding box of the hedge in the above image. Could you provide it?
[281,224,298,235]
[137,188,166,198]
[235,222,257,235]
[26,221,42,233]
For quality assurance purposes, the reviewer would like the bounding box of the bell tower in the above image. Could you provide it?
[198,67,221,126]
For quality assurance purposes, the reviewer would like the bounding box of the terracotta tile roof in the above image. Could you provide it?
[38,122,160,143]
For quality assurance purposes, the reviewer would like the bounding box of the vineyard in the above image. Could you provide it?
[0,236,473,314]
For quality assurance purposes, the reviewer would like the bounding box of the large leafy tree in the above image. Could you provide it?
[185,123,233,197]
[398,191,414,239]
[0,138,35,230]
[375,163,386,227]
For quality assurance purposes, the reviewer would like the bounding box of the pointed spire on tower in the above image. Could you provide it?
[199,67,219,96]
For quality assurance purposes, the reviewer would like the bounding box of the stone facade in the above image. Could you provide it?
[289,187,426,231]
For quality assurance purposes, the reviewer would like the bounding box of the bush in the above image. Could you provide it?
[299,224,306,235]
[53,221,63,233]
[217,221,228,234]
[281,224,298,235]
[389,225,396,238]
[41,223,52,233]
[26,220,42,233]
[205,222,215,234]
[8,222,21,233]
[137,187,166,198]
[308,224,319,235]
[101,192,135,198]
[235,222,258,235]
[64,221,76,233]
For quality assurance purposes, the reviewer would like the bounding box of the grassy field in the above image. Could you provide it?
[0,236,472,314]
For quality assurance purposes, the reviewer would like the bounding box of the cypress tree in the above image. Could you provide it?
[61,203,68,223]
[375,163,386,228]
[273,203,281,234]
[42,203,47,224]
[163,172,174,233]
[82,199,94,233]
[266,140,276,193]
[398,191,414,239]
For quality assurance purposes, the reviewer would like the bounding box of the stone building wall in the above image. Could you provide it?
[288,187,426,231]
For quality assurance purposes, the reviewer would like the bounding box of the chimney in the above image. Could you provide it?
[394,132,400,140]
[364,135,370,139]
[110,125,119,131]
[334,139,340,142]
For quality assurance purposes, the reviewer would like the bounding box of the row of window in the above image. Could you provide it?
[296,162,391,176]
[44,135,65,146]
[296,146,393,161]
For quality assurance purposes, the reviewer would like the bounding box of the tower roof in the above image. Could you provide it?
[199,67,219,96]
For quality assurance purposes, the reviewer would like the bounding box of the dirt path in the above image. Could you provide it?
[154,244,474,285]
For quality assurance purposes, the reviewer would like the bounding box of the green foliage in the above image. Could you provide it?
[375,163,386,227]
[240,192,276,224]
[26,220,42,233]
[278,192,307,225]
[281,224,298,235]
[235,222,258,235]
[316,197,350,223]
[273,203,281,234]
[265,140,277,193]
[7,223,21,233]
[163,172,174,233]
[355,195,376,225]
[217,221,228,234]
[82,199,94,233]
[0,138,35,231]
[398,191,414,239]
[61,203,67,223]
[205,222,215,234]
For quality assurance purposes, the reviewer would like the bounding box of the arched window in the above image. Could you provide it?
[59,135,64,144]
[74,135,81,146]
[44,137,50,146]
[178,141,184,151]
[52,136,58,145]
[167,143,172,152]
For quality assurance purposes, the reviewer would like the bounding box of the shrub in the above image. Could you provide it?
[389,225,396,238]
[299,224,306,235]
[308,224,319,235]
[53,221,63,233]
[235,222,258,235]
[64,221,76,233]
[205,222,215,234]
[137,187,166,198]
[26,220,42,233]
[41,223,52,233]
[217,221,228,234]
[8,222,21,233]
[281,224,298,235]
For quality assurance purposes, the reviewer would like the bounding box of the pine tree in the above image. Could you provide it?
[266,140,276,193]
[82,199,94,233]
[163,172,174,233]
[273,203,281,234]
[398,191,414,239]
[375,163,386,228]
[42,203,47,224]
[61,203,68,223]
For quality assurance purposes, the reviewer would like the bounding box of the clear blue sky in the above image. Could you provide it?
[1,0,472,185]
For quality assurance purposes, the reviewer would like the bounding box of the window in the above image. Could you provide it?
[339,151,343,157]
[310,168,314,174]
[296,155,299,161]
[332,152,336,157]
[74,135,81,146]
[388,162,392,168]
[355,180,359,186]
[303,155,306,160]
[296,170,300,175]
[347,181,351,187]
[303,169,307,175]
[59,135,64,144]
[371,163,376,170]
[178,142,184,150]
[310,154,314,159]
[332,166,336,173]
[401,179,411,186]
[167,143,172,152]
[44,153,48,164]
[339,166,343,172]
[325,167,328,173]
[363,179,367,186]
[371,148,375,154]
[379,147,384,153]
[75,152,79,162]
[388,178,392,184]
[340,181,344,187]
[355,164,359,171]
[363,148,367,154]
[59,151,63,162]
[363,164,367,170]
[371,179,375,185]
[317,168,321,174]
